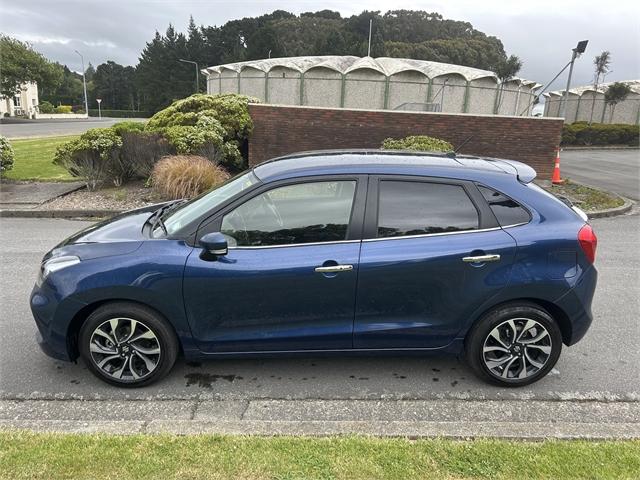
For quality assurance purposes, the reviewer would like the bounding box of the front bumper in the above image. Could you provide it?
[30,283,87,362]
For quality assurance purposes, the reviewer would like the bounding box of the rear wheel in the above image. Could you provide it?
[79,302,178,387]
[465,302,562,387]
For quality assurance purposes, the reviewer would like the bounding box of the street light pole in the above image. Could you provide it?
[74,50,89,117]
[179,59,200,93]
[559,40,589,120]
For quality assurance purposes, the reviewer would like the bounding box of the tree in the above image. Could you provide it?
[589,51,611,125]
[0,35,62,98]
[492,55,522,113]
[604,82,631,123]
[39,65,83,106]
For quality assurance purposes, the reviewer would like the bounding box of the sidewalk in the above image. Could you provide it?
[0,181,84,210]
[2,399,638,439]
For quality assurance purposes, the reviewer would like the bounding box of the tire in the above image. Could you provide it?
[79,302,178,388]
[465,302,562,387]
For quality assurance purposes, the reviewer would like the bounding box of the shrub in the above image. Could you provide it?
[111,121,146,136]
[146,93,258,171]
[38,101,55,113]
[0,136,15,173]
[381,135,454,152]
[151,155,229,200]
[54,105,72,114]
[561,122,639,146]
[53,128,123,189]
[120,131,173,178]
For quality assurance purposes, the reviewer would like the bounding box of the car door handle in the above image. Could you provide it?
[462,254,501,263]
[314,264,354,273]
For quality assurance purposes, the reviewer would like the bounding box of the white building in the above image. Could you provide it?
[0,82,39,118]
[202,56,541,116]
[543,80,640,124]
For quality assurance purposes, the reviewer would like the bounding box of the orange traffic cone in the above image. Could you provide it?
[551,148,563,184]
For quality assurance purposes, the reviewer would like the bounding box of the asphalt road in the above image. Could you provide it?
[0,118,145,139]
[0,214,638,402]
[561,149,640,201]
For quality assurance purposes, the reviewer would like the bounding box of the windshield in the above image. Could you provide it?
[160,170,260,236]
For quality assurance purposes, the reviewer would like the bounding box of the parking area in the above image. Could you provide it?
[561,149,640,201]
[0,118,145,139]
[0,213,638,403]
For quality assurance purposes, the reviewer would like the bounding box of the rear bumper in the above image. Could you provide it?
[555,265,598,346]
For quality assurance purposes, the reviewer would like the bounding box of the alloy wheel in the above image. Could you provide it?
[89,317,161,381]
[482,318,553,380]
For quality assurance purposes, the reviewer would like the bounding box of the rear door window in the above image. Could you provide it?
[377,181,479,238]
[477,185,531,226]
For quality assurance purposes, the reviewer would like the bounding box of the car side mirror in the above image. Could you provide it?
[199,232,228,260]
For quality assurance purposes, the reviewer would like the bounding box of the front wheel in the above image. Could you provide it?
[79,302,178,387]
[465,302,562,387]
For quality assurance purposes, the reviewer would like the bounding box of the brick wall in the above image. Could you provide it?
[248,104,564,180]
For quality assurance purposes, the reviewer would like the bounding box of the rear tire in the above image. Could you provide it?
[465,302,562,387]
[79,302,178,388]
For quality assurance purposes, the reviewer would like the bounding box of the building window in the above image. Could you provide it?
[13,96,21,107]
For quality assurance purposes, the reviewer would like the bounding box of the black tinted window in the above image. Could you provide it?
[477,185,530,226]
[222,181,356,247]
[377,181,479,238]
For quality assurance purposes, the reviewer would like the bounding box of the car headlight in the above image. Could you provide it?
[41,255,81,280]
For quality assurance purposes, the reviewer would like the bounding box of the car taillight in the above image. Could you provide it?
[578,224,597,263]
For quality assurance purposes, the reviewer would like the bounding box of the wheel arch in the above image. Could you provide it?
[464,298,573,347]
[66,299,183,361]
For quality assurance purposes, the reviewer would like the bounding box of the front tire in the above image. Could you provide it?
[79,302,178,387]
[465,302,562,387]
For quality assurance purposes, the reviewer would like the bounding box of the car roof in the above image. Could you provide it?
[252,149,536,184]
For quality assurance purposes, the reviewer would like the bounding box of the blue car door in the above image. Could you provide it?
[183,176,366,353]
[354,176,517,349]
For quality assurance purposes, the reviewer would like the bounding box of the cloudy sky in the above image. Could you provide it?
[2,0,639,90]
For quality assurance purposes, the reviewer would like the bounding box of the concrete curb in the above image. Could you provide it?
[561,146,639,151]
[1,398,638,439]
[588,197,635,218]
[0,209,121,219]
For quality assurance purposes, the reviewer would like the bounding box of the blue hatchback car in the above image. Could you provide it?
[31,150,598,387]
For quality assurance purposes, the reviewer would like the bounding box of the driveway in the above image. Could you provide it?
[0,117,145,139]
[561,149,640,201]
[1,214,638,403]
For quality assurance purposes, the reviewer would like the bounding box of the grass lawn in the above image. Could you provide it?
[0,432,638,480]
[3,136,78,181]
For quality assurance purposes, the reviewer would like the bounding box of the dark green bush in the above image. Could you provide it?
[0,136,15,173]
[146,93,258,171]
[561,123,639,146]
[111,121,146,136]
[53,128,123,189]
[38,101,55,114]
[120,131,173,178]
[381,135,454,152]
[88,109,152,118]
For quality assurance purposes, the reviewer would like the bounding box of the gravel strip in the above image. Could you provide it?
[38,182,163,211]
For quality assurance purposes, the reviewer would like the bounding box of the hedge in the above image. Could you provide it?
[561,122,639,146]
[88,109,152,118]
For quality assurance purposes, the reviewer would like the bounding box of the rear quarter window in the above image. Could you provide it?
[477,185,531,226]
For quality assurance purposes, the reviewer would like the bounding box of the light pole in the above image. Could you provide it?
[559,40,588,120]
[96,98,102,119]
[179,59,200,93]
[74,49,89,117]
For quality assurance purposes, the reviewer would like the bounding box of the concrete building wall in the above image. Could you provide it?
[497,82,521,116]
[467,77,498,114]
[220,68,239,94]
[206,73,220,95]
[303,67,342,107]
[239,67,266,102]
[388,70,429,110]
[431,74,466,113]
[575,92,605,123]
[343,68,386,110]
[268,66,301,105]
[609,93,640,124]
